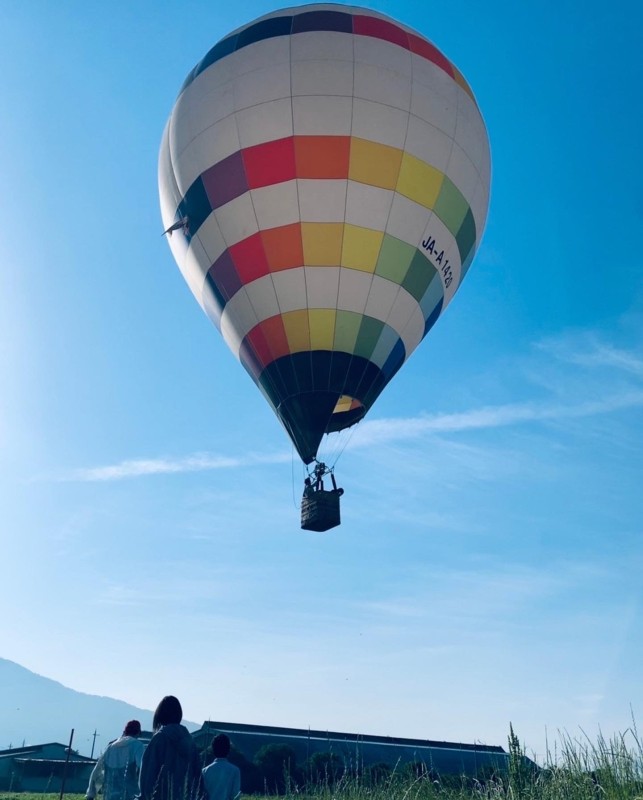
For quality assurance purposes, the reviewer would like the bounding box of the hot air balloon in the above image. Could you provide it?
[159,4,491,530]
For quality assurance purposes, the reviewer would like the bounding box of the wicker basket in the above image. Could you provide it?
[301,489,342,532]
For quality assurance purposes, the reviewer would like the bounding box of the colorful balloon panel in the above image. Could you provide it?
[159,4,491,463]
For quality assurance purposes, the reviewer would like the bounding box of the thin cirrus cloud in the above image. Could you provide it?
[64,334,642,482]
[562,345,643,377]
[67,390,643,482]
[350,391,643,448]
[67,451,292,482]
[536,335,643,376]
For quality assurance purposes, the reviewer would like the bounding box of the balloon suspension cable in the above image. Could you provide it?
[304,460,342,493]
[330,423,358,468]
[317,421,359,472]
[291,444,298,509]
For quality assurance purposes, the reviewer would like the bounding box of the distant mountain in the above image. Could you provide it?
[0,658,198,757]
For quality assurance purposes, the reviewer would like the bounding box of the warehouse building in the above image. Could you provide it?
[193,720,510,777]
[0,742,96,793]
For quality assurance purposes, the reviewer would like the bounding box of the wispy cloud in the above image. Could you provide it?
[536,334,643,377]
[351,391,643,448]
[65,334,643,482]
[67,451,291,482]
[352,559,620,651]
[64,390,643,482]
[564,344,643,377]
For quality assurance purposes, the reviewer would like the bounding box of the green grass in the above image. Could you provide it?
[278,724,643,800]
[0,796,85,800]
[2,725,643,800]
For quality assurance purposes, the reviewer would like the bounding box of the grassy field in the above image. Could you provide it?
[284,725,643,799]
[2,725,643,800]
[0,796,85,800]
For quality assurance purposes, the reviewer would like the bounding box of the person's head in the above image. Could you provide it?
[123,720,142,737]
[211,734,231,759]
[152,696,183,731]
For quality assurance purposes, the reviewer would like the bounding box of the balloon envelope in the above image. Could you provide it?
[159,4,491,463]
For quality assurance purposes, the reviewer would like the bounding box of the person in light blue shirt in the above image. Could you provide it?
[201,735,240,800]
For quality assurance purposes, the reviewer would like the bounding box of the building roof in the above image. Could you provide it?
[195,720,506,754]
[0,743,95,764]
[193,720,513,778]
[0,743,70,758]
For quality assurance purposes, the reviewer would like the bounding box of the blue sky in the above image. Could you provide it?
[1,0,642,763]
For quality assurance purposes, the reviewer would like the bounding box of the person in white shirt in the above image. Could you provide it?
[201,734,241,800]
[86,720,145,800]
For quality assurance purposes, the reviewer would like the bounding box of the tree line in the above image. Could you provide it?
[205,742,417,795]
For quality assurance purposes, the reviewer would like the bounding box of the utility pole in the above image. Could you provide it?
[59,728,74,800]
[90,730,99,759]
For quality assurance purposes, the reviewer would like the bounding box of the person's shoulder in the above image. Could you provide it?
[145,730,165,749]
[202,761,218,777]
